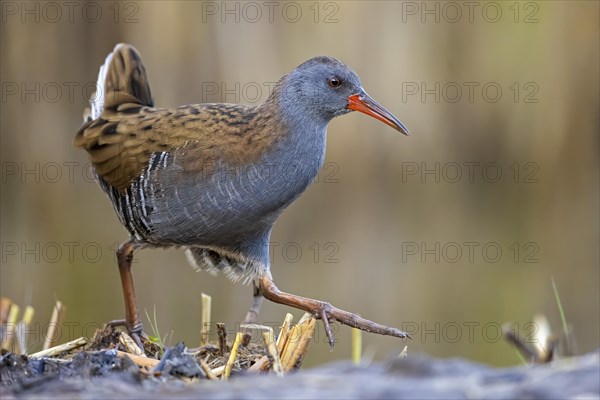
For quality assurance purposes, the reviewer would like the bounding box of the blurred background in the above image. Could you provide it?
[1,1,598,367]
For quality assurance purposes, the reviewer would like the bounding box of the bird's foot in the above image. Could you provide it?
[258,276,411,349]
[308,299,410,348]
[107,318,149,351]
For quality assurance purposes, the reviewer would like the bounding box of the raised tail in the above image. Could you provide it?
[74,44,155,189]
[85,43,153,121]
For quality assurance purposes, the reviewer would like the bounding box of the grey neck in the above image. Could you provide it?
[261,80,331,204]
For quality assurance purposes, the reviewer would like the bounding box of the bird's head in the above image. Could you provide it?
[276,56,409,135]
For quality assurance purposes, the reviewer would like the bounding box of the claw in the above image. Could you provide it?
[107,318,149,352]
[318,307,335,348]
[130,331,146,351]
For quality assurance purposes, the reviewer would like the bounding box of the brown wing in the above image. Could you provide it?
[74,44,283,192]
[75,106,196,191]
[75,103,287,192]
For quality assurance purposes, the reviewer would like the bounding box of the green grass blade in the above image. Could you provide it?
[551,275,569,339]
[513,347,528,366]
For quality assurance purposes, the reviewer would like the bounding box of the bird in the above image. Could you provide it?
[75,43,410,349]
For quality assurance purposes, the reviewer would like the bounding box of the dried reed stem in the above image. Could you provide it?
[199,358,218,380]
[0,298,13,324]
[200,293,211,346]
[30,337,88,358]
[276,313,294,354]
[1,303,19,351]
[222,331,243,380]
[210,365,225,377]
[217,322,227,357]
[117,350,160,369]
[262,329,283,377]
[119,331,144,356]
[352,327,362,365]
[281,313,316,371]
[43,300,64,350]
[247,355,270,373]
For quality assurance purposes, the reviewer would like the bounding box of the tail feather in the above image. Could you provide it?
[86,43,153,121]
[74,43,156,189]
[89,50,114,120]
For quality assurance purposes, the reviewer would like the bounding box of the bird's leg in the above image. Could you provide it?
[240,282,265,346]
[113,241,146,349]
[243,282,264,324]
[258,274,410,348]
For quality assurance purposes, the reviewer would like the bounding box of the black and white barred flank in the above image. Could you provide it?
[94,151,266,285]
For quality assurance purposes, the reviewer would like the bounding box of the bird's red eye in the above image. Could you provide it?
[328,78,341,88]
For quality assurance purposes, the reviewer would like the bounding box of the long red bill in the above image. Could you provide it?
[347,92,409,135]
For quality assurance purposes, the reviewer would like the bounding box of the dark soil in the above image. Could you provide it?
[1,347,598,399]
[1,321,598,399]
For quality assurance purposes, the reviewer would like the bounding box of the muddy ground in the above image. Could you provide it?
[1,347,598,399]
